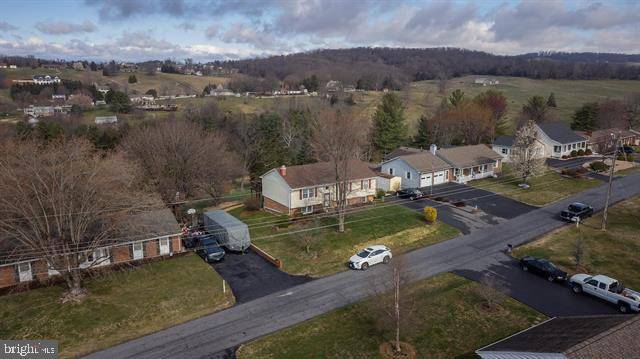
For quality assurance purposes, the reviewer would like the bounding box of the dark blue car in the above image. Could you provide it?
[196,235,226,262]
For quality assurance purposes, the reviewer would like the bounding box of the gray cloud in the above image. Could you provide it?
[0,20,18,31]
[205,25,217,38]
[177,22,195,31]
[36,20,97,35]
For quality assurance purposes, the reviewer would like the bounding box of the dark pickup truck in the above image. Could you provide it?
[560,202,593,222]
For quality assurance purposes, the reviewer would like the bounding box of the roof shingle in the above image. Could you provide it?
[267,160,377,189]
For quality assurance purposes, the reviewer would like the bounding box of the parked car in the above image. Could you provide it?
[348,245,392,270]
[569,273,640,313]
[520,256,567,282]
[618,145,635,154]
[559,202,593,222]
[196,235,226,262]
[397,188,423,201]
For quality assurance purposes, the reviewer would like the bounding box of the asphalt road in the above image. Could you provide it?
[86,172,640,359]
[211,250,311,303]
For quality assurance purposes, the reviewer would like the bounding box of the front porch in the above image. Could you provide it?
[453,164,496,184]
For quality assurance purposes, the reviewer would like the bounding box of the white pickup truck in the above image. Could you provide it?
[569,273,640,313]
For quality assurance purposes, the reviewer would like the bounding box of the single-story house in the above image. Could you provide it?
[576,128,640,154]
[261,160,378,215]
[477,315,640,359]
[436,144,503,184]
[493,122,588,160]
[95,115,118,124]
[380,145,453,189]
[0,209,183,290]
[492,135,546,162]
[33,75,61,85]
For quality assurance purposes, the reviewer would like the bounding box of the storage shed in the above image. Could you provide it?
[203,210,251,252]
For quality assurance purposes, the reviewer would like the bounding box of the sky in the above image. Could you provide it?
[0,0,639,62]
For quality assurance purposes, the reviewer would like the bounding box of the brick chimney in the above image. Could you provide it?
[278,165,286,177]
[430,144,437,155]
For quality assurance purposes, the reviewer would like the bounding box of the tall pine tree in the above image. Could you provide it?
[413,115,431,148]
[372,93,407,157]
[571,103,599,131]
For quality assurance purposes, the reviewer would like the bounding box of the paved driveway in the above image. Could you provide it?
[547,156,600,169]
[211,249,311,303]
[454,253,618,316]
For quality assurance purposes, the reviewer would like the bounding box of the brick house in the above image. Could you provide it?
[0,209,183,290]
[261,160,378,215]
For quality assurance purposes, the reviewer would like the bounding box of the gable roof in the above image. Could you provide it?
[537,122,586,144]
[437,144,502,168]
[493,135,515,147]
[384,146,427,160]
[477,315,639,358]
[264,160,376,189]
[390,152,451,173]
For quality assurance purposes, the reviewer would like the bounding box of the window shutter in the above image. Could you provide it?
[349,182,352,191]
[314,188,318,197]
[369,179,372,188]
[299,190,302,200]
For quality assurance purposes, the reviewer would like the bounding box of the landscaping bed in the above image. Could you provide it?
[514,196,640,289]
[229,204,459,277]
[0,253,235,358]
[237,273,545,359]
[471,164,600,206]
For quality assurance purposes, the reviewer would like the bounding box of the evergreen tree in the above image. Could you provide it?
[128,75,137,84]
[522,95,549,123]
[547,92,557,107]
[449,89,465,107]
[372,93,407,157]
[413,115,431,148]
[571,102,599,131]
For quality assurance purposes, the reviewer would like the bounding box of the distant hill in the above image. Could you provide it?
[225,47,640,89]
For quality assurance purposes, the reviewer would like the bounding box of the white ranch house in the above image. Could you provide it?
[492,122,588,160]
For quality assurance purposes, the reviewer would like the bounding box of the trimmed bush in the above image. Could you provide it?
[589,161,610,173]
[570,150,578,157]
[423,206,437,223]
[244,197,261,211]
[562,155,568,159]
[577,149,585,156]
[585,148,593,155]
[376,188,385,200]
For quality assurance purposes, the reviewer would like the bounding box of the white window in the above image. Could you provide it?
[501,148,508,154]
[159,238,171,255]
[389,168,394,175]
[301,188,314,199]
[406,172,411,180]
[362,180,370,190]
[133,242,144,260]
[554,146,561,153]
[302,205,313,214]
[17,262,33,282]
[572,143,576,149]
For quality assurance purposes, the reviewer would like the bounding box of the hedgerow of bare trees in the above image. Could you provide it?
[123,119,242,204]
[0,139,150,301]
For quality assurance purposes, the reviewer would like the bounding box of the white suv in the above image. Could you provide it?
[348,245,392,270]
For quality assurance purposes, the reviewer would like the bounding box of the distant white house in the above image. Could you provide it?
[23,105,70,117]
[206,84,235,97]
[474,78,499,86]
[95,115,118,125]
[33,75,61,85]
[493,122,588,160]
[51,94,66,101]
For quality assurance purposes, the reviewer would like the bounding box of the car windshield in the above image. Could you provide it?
[357,250,370,258]
[568,204,582,212]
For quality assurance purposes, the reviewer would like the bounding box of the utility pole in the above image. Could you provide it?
[601,134,619,231]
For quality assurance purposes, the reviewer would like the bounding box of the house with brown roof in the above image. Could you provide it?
[576,128,640,154]
[436,144,503,184]
[477,315,640,359]
[380,145,453,189]
[0,209,183,290]
[260,160,378,215]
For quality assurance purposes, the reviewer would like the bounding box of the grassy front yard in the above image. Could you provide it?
[237,273,545,359]
[229,204,459,277]
[0,253,234,358]
[514,196,640,289]
[471,164,601,206]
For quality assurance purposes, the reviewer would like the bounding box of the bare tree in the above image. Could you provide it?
[572,237,586,270]
[311,109,368,232]
[476,273,506,310]
[296,218,324,256]
[511,119,545,184]
[123,119,243,204]
[0,139,149,301]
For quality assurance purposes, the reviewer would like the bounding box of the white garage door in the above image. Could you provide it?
[433,171,446,185]
[419,174,432,187]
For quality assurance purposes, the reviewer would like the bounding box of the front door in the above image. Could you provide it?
[159,238,170,255]
[17,262,32,282]
[133,242,144,260]
[323,192,331,208]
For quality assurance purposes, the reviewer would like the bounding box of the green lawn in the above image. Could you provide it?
[0,253,234,358]
[514,196,640,289]
[237,273,546,359]
[229,204,459,277]
[471,164,601,206]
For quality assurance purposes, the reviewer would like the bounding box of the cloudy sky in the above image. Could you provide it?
[1,0,638,62]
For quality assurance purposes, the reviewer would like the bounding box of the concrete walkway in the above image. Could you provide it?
[86,173,640,359]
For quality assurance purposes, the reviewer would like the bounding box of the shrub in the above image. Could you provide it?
[562,155,568,159]
[423,206,437,223]
[570,150,578,157]
[589,161,610,173]
[577,149,585,156]
[243,197,261,211]
[617,154,626,161]
[376,188,385,200]
[585,148,593,155]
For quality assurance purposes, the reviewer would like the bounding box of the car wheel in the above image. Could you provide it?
[383,256,390,264]
[547,275,555,282]
[521,265,528,271]
[361,262,369,270]
[572,284,582,294]
[619,303,630,314]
